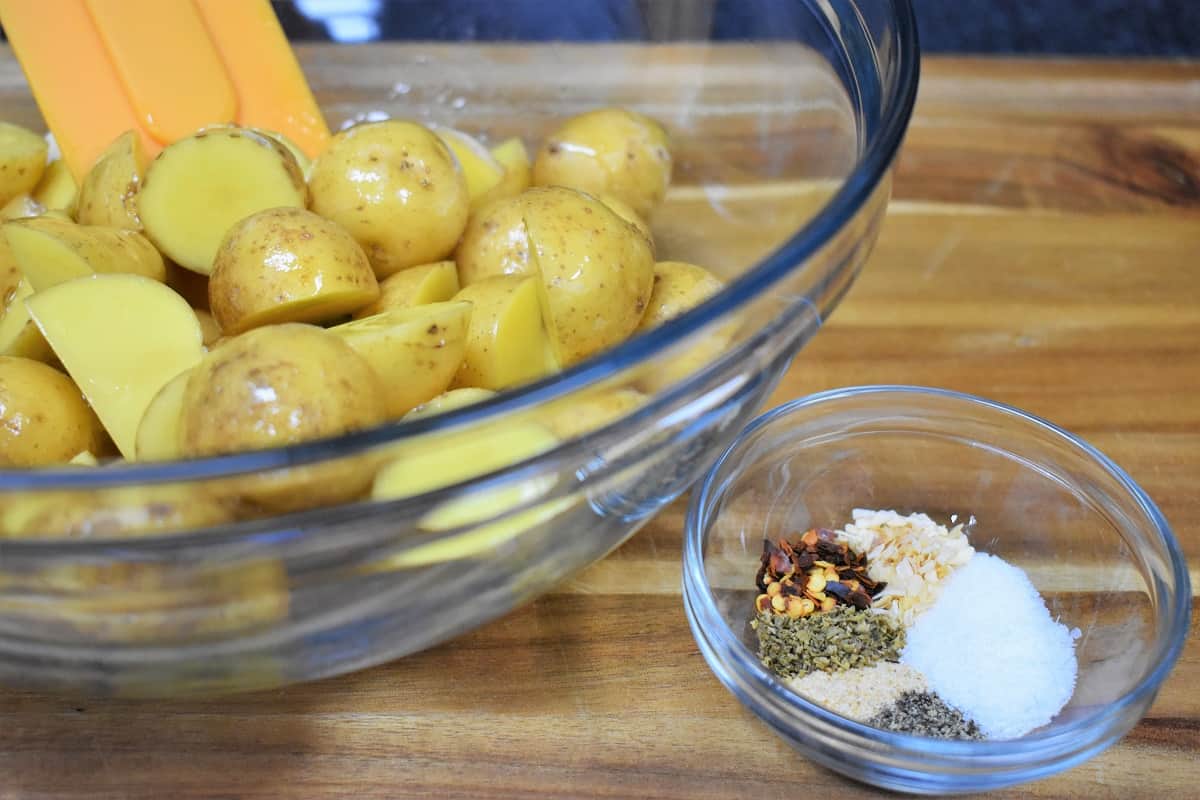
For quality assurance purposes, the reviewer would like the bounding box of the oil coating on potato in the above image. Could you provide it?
[0,122,48,207]
[522,187,655,366]
[3,215,165,290]
[76,130,145,230]
[353,260,459,318]
[330,301,470,418]
[0,356,103,466]
[532,108,672,218]
[310,120,469,278]
[180,323,386,457]
[455,192,534,286]
[209,207,380,334]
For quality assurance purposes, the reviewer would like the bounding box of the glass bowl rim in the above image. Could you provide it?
[683,383,1192,760]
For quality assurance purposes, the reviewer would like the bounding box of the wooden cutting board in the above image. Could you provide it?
[0,50,1197,799]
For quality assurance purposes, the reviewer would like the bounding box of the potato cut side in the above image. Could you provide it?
[404,387,495,420]
[27,274,205,459]
[450,275,559,391]
[543,387,647,440]
[135,368,190,461]
[330,300,470,418]
[76,131,146,230]
[0,122,48,206]
[371,422,567,567]
[353,260,460,318]
[2,216,166,291]
[0,278,52,362]
[32,160,78,214]
[435,128,504,210]
[0,194,42,221]
[139,128,307,274]
[482,137,532,207]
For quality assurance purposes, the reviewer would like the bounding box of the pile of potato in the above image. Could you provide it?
[0,108,732,538]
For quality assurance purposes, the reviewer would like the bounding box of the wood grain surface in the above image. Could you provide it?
[2,48,1199,799]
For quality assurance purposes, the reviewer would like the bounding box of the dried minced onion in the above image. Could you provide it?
[836,509,974,626]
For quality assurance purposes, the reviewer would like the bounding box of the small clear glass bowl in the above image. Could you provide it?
[683,385,1191,795]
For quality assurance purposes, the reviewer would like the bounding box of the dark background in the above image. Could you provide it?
[1,1,1198,55]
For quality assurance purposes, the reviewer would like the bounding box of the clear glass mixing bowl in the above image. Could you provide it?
[0,1,919,694]
[683,386,1191,794]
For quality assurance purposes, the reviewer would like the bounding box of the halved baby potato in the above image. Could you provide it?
[139,127,308,274]
[455,192,534,286]
[209,207,379,334]
[134,368,191,462]
[451,275,558,390]
[353,260,460,318]
[0,356,104,467]
[330,301,471,418]
[3,215,165,290]
[0,278,52,362]
[32,160,77,215]
[434,127,505,211]
[76,130,146,230]
[27,274,205,459]
[0,122,48,207]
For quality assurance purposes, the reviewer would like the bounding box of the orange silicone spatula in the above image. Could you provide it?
[0,0,330,181]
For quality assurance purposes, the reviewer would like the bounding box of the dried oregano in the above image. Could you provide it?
[867,691,984,741]
[751,605,904,679]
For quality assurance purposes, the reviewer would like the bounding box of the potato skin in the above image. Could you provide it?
[310,121,469,278]
[0,122,48,207]
[532,108,672,218]
[209,207,379,334]
[179,323,387,457]
[522,187,655,365]
[1,487,236,539]
[0,356,103,466]
[636,261,725,332]
[455,193,533,286]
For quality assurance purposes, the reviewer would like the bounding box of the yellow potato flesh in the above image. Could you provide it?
[353,260,460,318]
[0,122,48,206]
[543,386,647,440]
[330,301,470,418]
[76,130,145,230]
[522,187,655,366]
[0,278,52,362]
[0,194,42,221]
[2,216,166,291]
[451,275,558,390]
[0,356,103,466]
[32,159,77,214]
[26,274,205,459]
[209,207,379,334]
[134,368,190,461]
[404,387,495,420]
[435,128,505,210]
[372,422,566,567]
[332,300,470,413]
[485,138,532,204]
[454,193,534,286]
[139,127,307,274]
[532,108,672,218]
[309,120,469,278]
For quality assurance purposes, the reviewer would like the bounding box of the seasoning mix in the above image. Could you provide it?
[751,509,1080,742]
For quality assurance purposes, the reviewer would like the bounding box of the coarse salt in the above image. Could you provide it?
[836,509,974,626]
[901,552,1079,740]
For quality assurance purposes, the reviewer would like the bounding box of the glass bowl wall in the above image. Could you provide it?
[0,1,919,695]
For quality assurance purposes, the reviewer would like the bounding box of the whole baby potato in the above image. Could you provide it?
[635,261,725,332]
[522,187,655,365]
[454,192,533,286]
[209,207,380,334]
[180,323,386,457]
[0,356,103,466]
[532,108,672,218]
[310,120,469,278]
